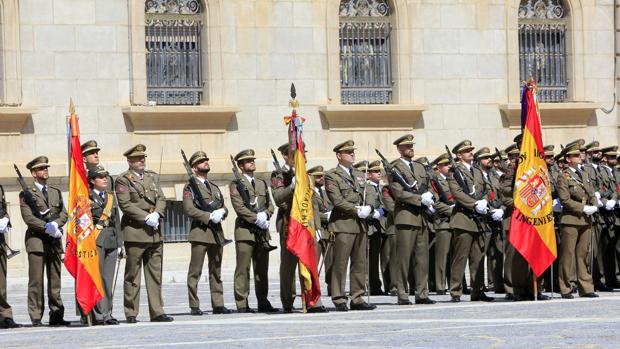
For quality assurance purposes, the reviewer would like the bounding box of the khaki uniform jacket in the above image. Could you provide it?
[115,170,166,243]
[500,164,517,232]
[600,165,620,226]
[448,162,491,233]
[557,168,596,227]
[324,166,369,234]
[20,184,68,254]
[381,186,396,235]
[271,168,294,238]
[366,181,387,236]
[432,174,454,231]
[229,175,274,242]
[389,159,433,228]
[90,190,122,249]
[182,177,228,244]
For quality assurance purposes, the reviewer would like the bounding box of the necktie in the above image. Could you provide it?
[576,169,583,181]
[42,186,48,202]
[251,178,255,189]
[470,167,474,177]
[318,186,324,199]
[100,191,105,201]
[348,168,353,178]
[409,161,414,174]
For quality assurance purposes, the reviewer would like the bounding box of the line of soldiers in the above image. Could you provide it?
[2,133,619,328]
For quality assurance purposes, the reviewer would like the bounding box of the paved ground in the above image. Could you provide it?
[2,265,620,348]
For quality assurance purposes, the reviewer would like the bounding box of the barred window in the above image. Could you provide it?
[518,0,568,103]
[145,0,204,105]
[162,201,191,242]
[339,0,393,104]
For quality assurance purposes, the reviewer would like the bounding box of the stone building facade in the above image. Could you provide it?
[0,0,617,271]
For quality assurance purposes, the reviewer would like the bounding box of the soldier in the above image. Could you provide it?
[430,153,454,295]
[115,144,173,323]
[447,140,494,303]
[309,165,334,295]
[583,141,614,291]
[88,166,123,325]
[543,145,561,292]
[325,140,376,311]
[354,160,388,295]
[0,185,20,329]
[272,143,327,313]
[474,147,505,294]
[556,143,599,298]
[183,151,232,316]
[229,149,278,313]
[20,156,69,326]
[389,134,436,305]
[598,146,619,288]
[380,180,398,296]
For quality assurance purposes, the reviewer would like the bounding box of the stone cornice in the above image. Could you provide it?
[318,104,427,131]
[122,105,240,134]
[499,102,601,129]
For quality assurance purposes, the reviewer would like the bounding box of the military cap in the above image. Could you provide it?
[234,149,256,162]
[307,165,324,176]
[566,139,585,151]
[393,134,415,146]
[452,140,475,154]
[26,156,50,171]
[543,145,555,156]
[432,153,450,166]
[123,144,147,157]
[474,147,492,159]
[189,151,209,167]
[563,142,581,156]
[81,140,100,156]
[333,140,356,152]
[87,165,109,179]
[601,145,618,157]
[585,141,600,152]
[414,157,429,166]
[492,151,508,161]
[554,152,565,163]
[367,160,382,172]
[505,143,519,155]
[353,160,368,171]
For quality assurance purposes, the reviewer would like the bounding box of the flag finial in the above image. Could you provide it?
[289,83,299,109]
[69,98,75,115]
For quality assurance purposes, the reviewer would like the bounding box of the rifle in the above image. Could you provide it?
[375,149,419,193]
[181,150,232,246]
[270,149,282,172]
[230,155,277,252]
[443,146,490,233]
[0,186,19,259]
[418,157,451,205]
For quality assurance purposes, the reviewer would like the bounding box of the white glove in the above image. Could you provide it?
[356,205,372,219]
[491,209,504,221]
[583,205,598,216]
[0,217,9,232]
[605,200,616,211]
[595,191,601,200]
[45,221,59,235]
[145,212,160,227]
[255,211,268,226]
[315,229,321,242]
[257,219,270,230]
[474,200,488,215]
[209,208,226,224]
[420,191,435,207]
[372,209,385,219]
[426,205,436,215]
[325,211,332,221]
[52,229,63,238]
[552,199,562,213]
[289,176,296,189]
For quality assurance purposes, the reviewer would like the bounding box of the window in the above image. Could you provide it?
[145,0,204,105]
[339,0,393,104]
[162,201,190,242]
[518,0,568,103]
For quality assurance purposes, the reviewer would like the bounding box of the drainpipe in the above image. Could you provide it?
[601,0,618,114]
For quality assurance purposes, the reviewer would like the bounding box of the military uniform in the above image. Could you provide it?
[115,144,171,322]
[82,140,115,192]
[429,154,454,294]
[556,143,598,297]
[447,141,493,302]
[599,146,620,287]
[0,185,19,328]
[325,140,375,310]
[380,183,398,294]
[310,166,335,292]
[88,166,123,324]
[19,156,69,325]
[182,151,230,315]
[229,149,276,312]
[388,134,436,304]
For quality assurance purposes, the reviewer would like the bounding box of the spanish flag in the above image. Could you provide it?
[285,108,321,309]
[64,101,104,313]
[508,79,557,277]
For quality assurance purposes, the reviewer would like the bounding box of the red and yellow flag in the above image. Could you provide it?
[508,80,557,277]
[65,102,104,313]
[285,108,321,309]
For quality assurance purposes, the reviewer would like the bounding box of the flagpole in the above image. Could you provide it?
[533,274,538,301]
[363,141,370,304]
